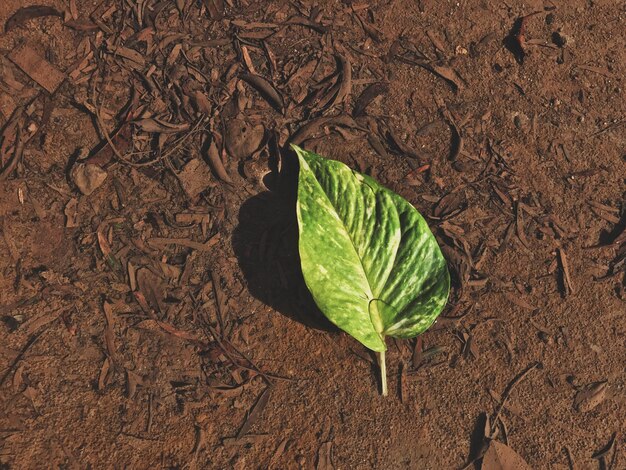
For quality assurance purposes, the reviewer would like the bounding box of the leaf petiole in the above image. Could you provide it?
[378,350,387,396]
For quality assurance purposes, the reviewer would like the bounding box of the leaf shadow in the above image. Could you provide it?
[232,156,337,333]
[466,413,489,469]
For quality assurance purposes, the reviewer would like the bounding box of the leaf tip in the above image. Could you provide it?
[290,143,310,167]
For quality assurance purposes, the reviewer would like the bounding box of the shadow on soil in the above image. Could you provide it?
[232,153,337,333]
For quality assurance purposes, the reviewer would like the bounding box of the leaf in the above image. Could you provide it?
[293,145,450,352]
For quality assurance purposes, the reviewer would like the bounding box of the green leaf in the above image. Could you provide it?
[293,144,450,352]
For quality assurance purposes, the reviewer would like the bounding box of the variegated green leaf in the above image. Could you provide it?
[293,144,450,352]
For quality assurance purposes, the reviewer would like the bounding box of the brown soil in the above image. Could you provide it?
[0,1,624,469]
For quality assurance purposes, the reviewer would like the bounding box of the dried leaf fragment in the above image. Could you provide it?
[433,191,467,219]
[206,140,232,183]
[135,118,189,134]
[353,82,388,116]
[178,158,214,199]
[98,357,112,390]
[71,163,107,195]
[85,120,133,166]
[429,64,464,91]
[225,118,265,159]
[237,387,271,438]
[573,381,608,412]
[240,73,284,113]
[136,267,166,313]
[64,198,79,227]
[316,441,334,470]
[5,5,62,32]
[482,440,532,470]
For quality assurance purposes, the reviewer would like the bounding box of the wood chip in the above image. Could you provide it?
[284,15,327,34]
[126,369,143,399]
[102,301,117,360]
[8,43,65,93]
[558,248,575,295]
[147,234,220,251]
[175,213,210,225]
[0,93,17,121]
[85,95,135,166]
[189,90,212,114]
[155,320,201,342]
[435,97,463,159]
[399,361,407,403]
[506,12,542,65]
[136,267,166,313]
[515,202,531,250]
[68,0,78,20]
[97,227,112,259]
[576,64,615,79]
[135,319,202,342]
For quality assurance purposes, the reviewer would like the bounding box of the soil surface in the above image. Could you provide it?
[0,1,624,469]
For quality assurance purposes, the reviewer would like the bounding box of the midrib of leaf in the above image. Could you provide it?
[353,173,402,306]
[305,163,388,339]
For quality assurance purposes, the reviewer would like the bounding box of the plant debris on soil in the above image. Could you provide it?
[0,0,624,468]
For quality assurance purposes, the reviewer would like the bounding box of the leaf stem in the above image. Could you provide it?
[378,350,387,396]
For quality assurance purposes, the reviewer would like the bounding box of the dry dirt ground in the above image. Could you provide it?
[0,0,624,469]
